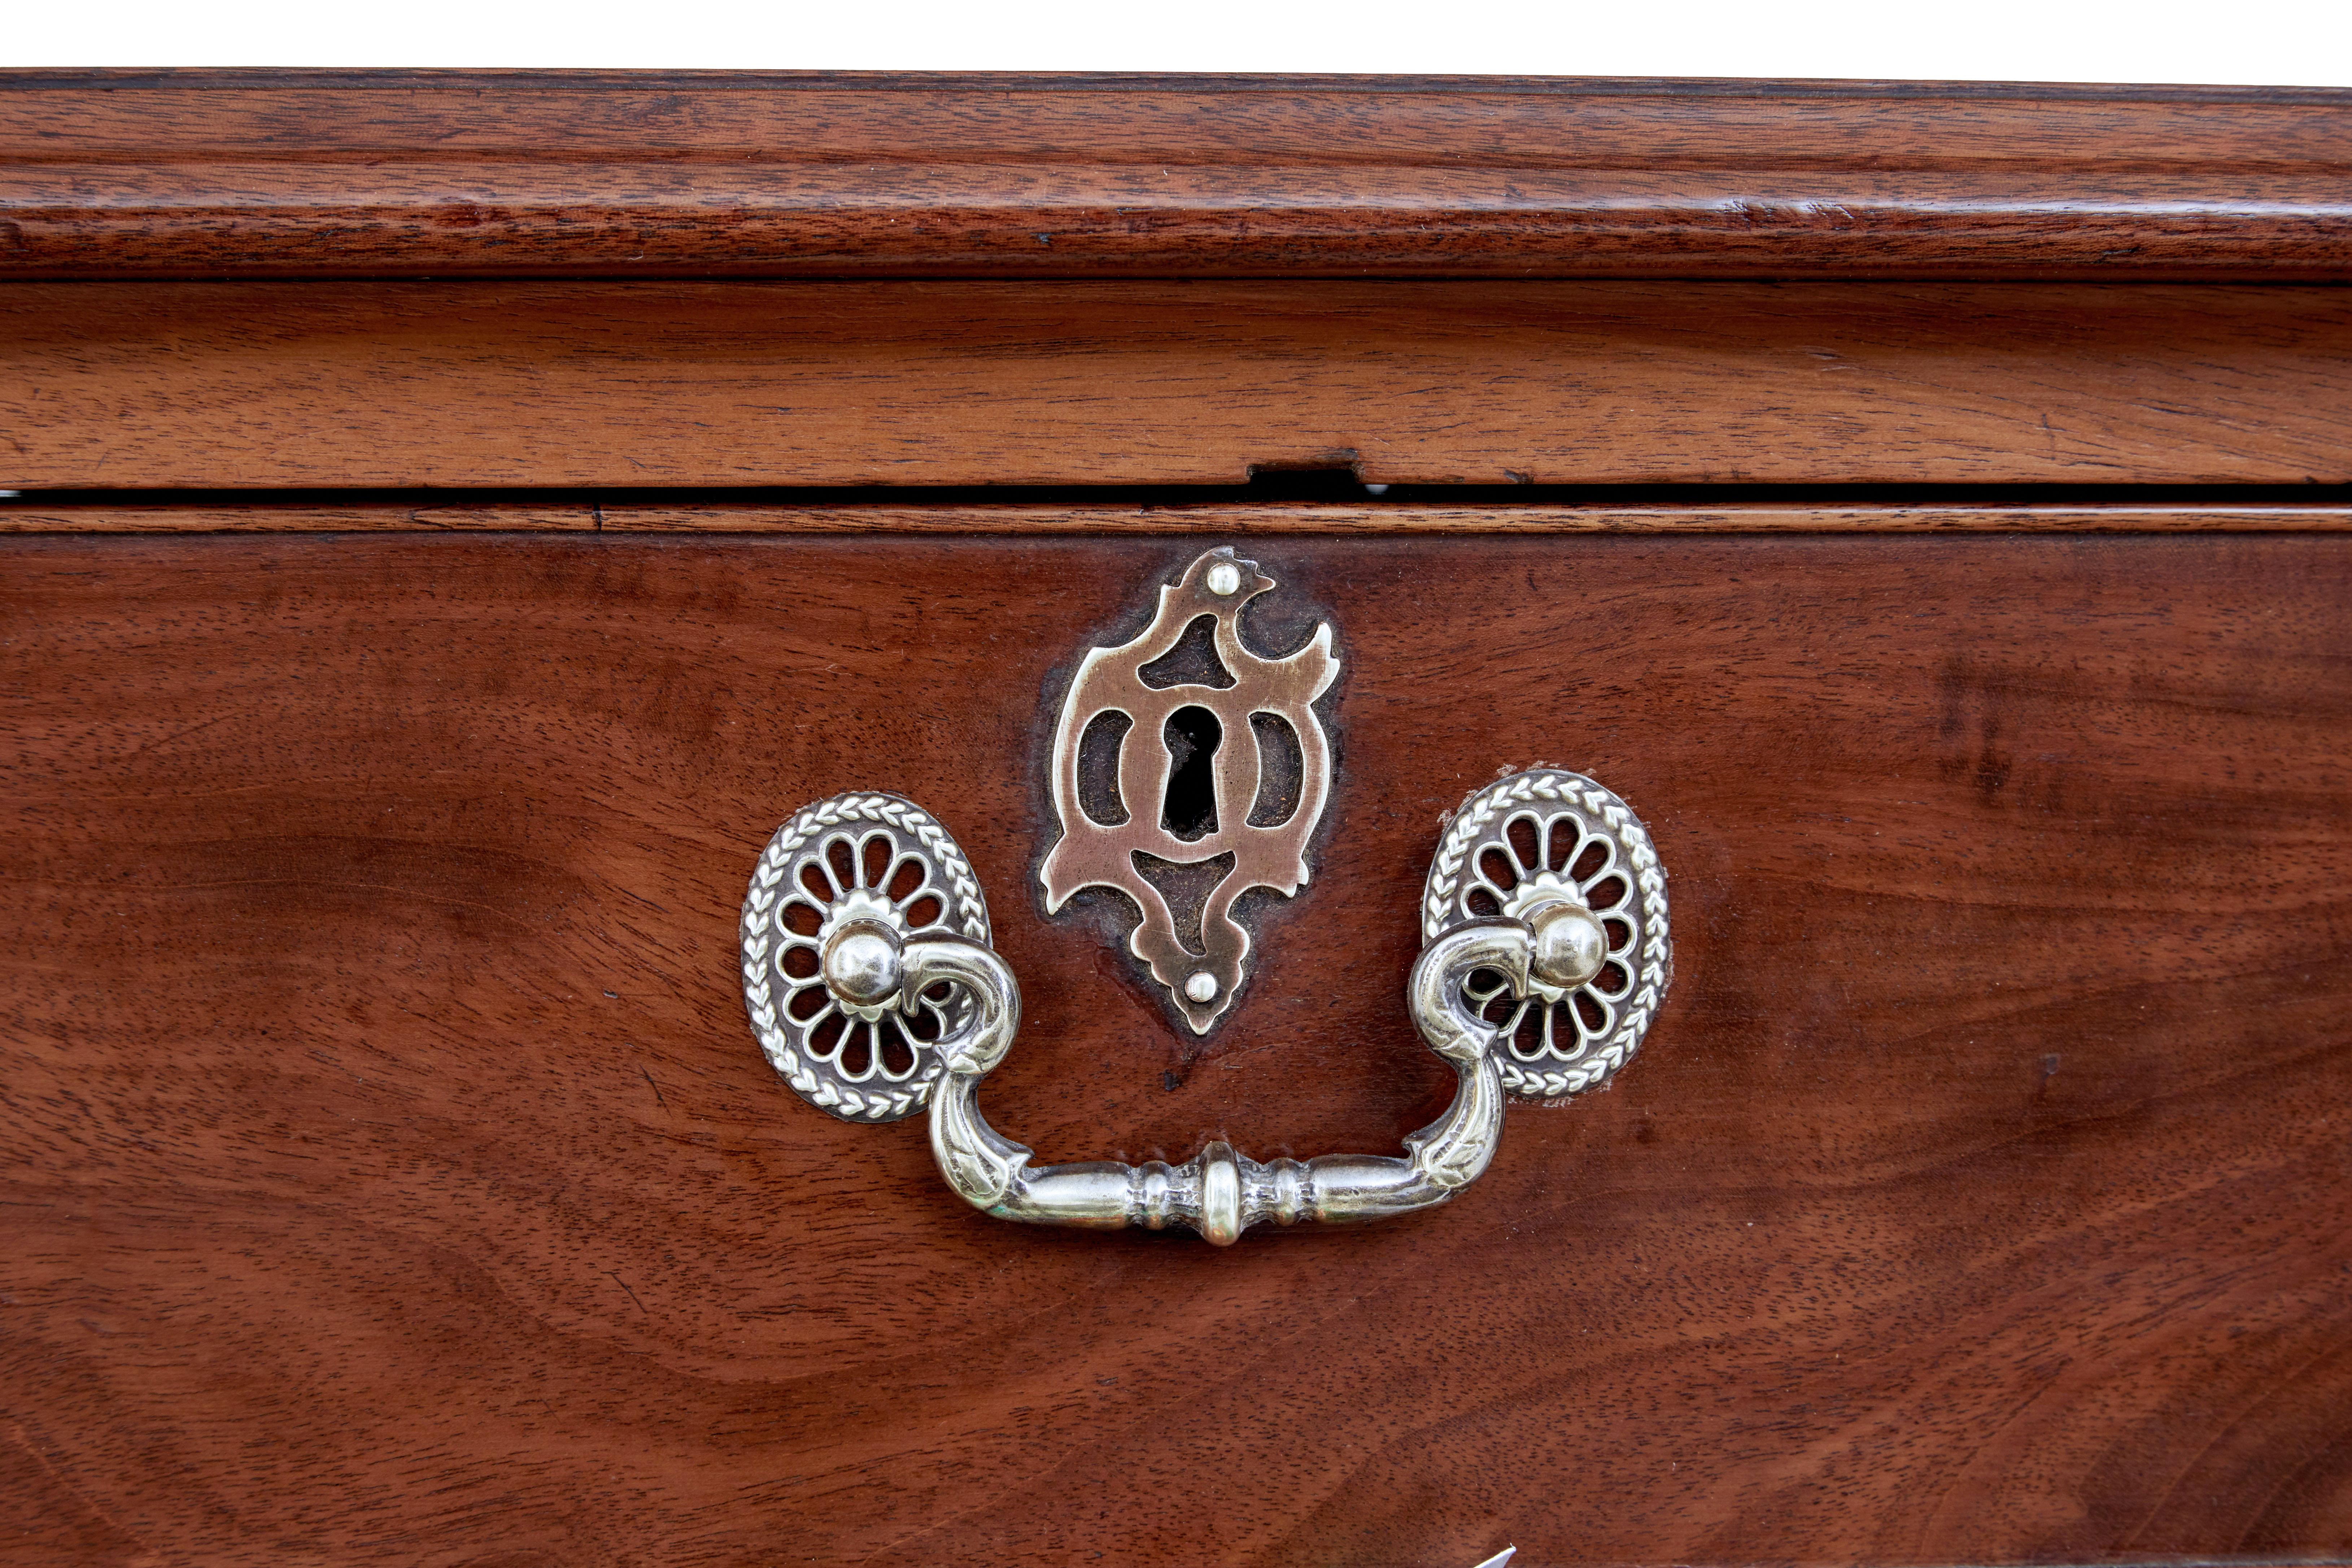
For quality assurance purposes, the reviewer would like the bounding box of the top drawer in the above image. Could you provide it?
[5,279,2352,489]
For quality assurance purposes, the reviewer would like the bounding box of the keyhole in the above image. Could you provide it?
[1162,705,1222,841]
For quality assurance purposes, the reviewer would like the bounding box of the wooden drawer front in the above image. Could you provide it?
[6,281,2352,489]
[4,527,2348,1565]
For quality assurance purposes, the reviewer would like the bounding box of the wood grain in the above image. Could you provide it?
[7,280,2352,489]
[5,499,2352,534]
[0,501,601,533]
[3,72,2350,280]
[3,532,2348,1566]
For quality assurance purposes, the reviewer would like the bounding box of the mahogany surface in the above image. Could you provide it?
[8,280,2352,489]
[6,500,2352,535]
[3,72,2350,281]
[4,530,2348,1567]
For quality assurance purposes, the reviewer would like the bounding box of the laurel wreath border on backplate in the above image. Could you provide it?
[1421,769,1672,1100]
[739,793,991,1123]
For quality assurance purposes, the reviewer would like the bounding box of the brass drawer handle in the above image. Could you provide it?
[741,769,1669,1244]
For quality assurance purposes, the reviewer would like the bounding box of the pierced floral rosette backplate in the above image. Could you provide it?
[1421,768,1672,1099]
[740,793,991,1123]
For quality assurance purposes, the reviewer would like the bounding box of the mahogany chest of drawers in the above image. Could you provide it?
[3,71,2349,1568]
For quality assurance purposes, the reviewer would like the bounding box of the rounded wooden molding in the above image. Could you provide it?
[4,70,2350,280]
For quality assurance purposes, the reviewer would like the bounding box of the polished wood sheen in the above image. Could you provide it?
[7,280,2352,488]
[3,72,2350,280]
[4,531,2348,1565]
[6,499,2352,534]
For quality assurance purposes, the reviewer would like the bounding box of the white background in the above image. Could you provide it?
[4,0,2350,85]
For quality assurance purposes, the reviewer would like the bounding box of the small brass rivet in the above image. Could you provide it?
[823,922,905,1007]
[1529,901,1609,990]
